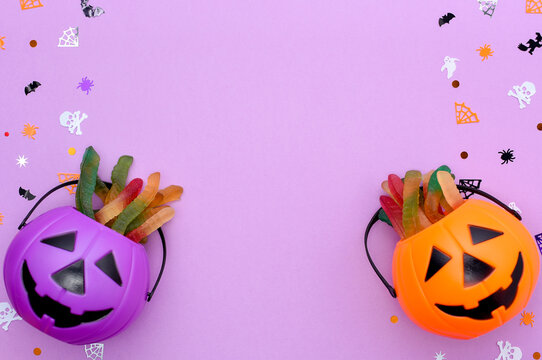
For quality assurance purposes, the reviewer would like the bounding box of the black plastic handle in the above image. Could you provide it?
[364,185,522,299]
[18,179,167,302]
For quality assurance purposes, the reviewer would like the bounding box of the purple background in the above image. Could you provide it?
[1,0,542,359]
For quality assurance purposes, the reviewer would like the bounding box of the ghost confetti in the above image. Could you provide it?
[441,56,459,79]
[0,302,22,331]
[59,111,87,135]
[495,340,522,360]
[81,0,105,17]
[508,81,536,109]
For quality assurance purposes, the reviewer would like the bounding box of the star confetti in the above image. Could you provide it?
[16,155,28,168]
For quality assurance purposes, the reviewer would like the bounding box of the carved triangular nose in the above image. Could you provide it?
[52,260,85,295]
[463,253,494,287]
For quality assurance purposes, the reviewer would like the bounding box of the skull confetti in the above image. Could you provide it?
[495,340,522,360]
[0,302,22,331]
[59,111,87,135]
[508,81,536,109]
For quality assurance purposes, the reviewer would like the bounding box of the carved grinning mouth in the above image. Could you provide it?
[22,261,112,328]
[435,252,524,320]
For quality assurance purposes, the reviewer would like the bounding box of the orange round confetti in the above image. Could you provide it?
[390,315,398,323]
[68,147,76,155]
[33,348,41,355]
[537,123,542,131]
[534,352,541,360]
[29,40,37,48]
[460,151,468,159]
[452,80,460,88]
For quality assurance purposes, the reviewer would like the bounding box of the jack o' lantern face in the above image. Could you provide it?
[424,225,524,320]
[3,206,150,344]
[392,199,540,339]
[21,231,124,328]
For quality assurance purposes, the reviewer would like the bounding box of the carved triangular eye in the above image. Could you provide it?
[464,253,495,287]
[469,225,503,245]
[95,252,122,286]
[425,247,452,282]
[41,232,76,252]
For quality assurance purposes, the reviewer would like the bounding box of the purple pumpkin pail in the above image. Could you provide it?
[3,181,167,345]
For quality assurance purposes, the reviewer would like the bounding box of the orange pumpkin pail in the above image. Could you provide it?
[365,186,540,339]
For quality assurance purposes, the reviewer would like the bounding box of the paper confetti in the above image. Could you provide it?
[24,81,41,95]
[508,202,522,214]
[508,81,536,109]
[499,149,515,164]
[535,233,542,255]
[20,0,43,10]
[59,111,87,135]
[77,77,94,95]
[0,302,22,330]
[438,13,455,27]
[81,0,105,17]
[0,37,5,50]
[455,103,479,124]
[496,340,522,360]
[16,155,28,168]
[84,343,104,360]
[58,173,80,195]
[520,311,535,326]
[477,44,494,61]
[518,33,542,55]
[19,187,36,201]
[441,56,459,79]
[478,0,498,17]
[58,27,79,48]
[21,123,39,140]
[527,0,542,13]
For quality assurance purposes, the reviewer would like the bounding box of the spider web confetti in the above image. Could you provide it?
[84,343,104,360]
[57,173,79,195]
[458,179,481,199]
[535,233,542,255]
[527,0,542,13]
[58,27,79,48]
[455,102,479,124]
[20,0,43,10]
[478,0,497,17]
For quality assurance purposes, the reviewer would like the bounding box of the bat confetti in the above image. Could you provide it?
[19,187,36,201]
[438,13,455,27]
[24,81,41,95]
